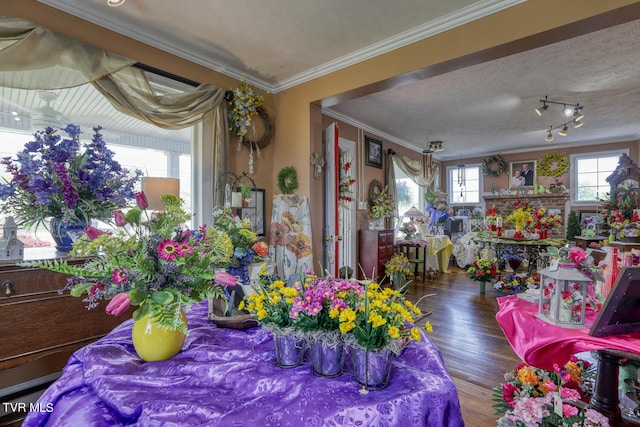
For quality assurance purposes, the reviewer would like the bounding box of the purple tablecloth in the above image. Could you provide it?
[23,302,464,426]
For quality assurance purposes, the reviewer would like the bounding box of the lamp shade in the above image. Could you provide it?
[141,177,180,210]
[403,206,423,217]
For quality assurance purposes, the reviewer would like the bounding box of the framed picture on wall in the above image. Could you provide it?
[509,160,537,188]
[365,136,383,169]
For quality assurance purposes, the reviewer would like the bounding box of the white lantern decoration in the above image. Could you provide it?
[537,263,591,328]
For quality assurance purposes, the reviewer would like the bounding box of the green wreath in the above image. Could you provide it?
[481,154,507,177]
[538,152,569,177]
[277,166,298,194]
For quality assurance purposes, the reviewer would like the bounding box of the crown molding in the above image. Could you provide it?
[36,0,524,93]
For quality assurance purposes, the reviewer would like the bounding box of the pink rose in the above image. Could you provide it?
[215,271,238,287]
[136,191,149,209]
[105,292,131,316]
[568,246,587,264]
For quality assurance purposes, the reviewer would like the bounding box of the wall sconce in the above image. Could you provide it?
[141,177,180,211]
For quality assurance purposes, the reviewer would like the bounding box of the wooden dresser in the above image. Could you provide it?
[357,229,394,282]
[0,248,129,426]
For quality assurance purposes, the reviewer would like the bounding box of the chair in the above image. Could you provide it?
[396,242,425,281]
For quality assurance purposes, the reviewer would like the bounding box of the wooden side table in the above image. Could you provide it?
[611,241,640,252]
[575,235,607,249]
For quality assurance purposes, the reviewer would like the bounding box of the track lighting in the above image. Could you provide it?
[558,125,568,136]
[537,96,585,140]
[535,104,548,116]
[107,0,125,6]
[545,130,553,142]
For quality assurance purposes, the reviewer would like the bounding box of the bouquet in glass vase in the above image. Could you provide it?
[467,258,500,283]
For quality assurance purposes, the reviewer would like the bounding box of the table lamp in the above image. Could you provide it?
[141,177,180,211]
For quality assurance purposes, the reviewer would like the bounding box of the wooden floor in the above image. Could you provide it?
[406,266,522,427]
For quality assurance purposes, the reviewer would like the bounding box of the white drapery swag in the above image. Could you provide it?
[386,151,440,220]
[0,15,229,224]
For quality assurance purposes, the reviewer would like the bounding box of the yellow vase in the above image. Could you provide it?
[131,310,187,362]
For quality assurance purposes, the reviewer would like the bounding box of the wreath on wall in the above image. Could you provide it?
[538,151,569,177]
[481,154,508,177]
[277,166,298,194]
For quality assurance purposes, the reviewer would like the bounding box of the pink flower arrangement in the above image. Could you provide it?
[25,193,237,333]
[494,357,609,426]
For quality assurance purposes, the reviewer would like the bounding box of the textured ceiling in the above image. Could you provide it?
[15,1,640,160]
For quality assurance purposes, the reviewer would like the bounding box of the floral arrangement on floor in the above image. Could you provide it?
[0,125,142,228]
[337,281,430,354]
[338,161,356,205]
[370,185,395,220]
[493,356,610,426]
[213,208,260,285]
[467,258,500,283]
[494,273,537,293]
[23,193,236,333]
[399,222,417,240]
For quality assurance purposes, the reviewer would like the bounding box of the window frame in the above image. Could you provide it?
[446,164,482,206]
[570,149,628,204]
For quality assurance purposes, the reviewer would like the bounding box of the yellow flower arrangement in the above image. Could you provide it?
[338,281,431,354]
[506,202,533,231]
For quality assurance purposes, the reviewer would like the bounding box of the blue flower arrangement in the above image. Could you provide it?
[0,125,142,228]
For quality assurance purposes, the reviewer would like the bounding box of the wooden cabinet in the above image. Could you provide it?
[357,229,395,282]
[0,248,130,426]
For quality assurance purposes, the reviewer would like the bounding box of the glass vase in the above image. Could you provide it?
[310,341,345,378]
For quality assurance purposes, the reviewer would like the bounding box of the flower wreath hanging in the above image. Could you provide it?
[538,151,569,177]
[226,83,273,174]
[481,154,507,177]
[277,166,298,194]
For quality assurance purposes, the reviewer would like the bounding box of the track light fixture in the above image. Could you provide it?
[537,96,585,141]
[107,0,125,6]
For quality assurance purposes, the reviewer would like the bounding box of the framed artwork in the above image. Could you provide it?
[365,136,383,169]
[236,188,265,236]
[509,160,537,188]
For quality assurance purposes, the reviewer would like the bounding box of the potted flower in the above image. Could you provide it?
[467,257,500,293]
[399,222,417,240]
[0,125,142,250]
[385,252,412,291]
[337,281,431,390]
[23,193,236,362]
[369,185,394,229]
[493,357,610,426]
[288,271,364,377]
[241,269,306,367]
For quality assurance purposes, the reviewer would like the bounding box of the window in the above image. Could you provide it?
[572,151,626,202]
[393,165,422,216]
[447,165,481,204]
[1,72,194,245]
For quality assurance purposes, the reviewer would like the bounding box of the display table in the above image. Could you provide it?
[496,295,640,426]
[395,235,454,274]
[23,302,464,427]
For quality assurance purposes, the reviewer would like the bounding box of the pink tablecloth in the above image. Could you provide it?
[495,295,640,370]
